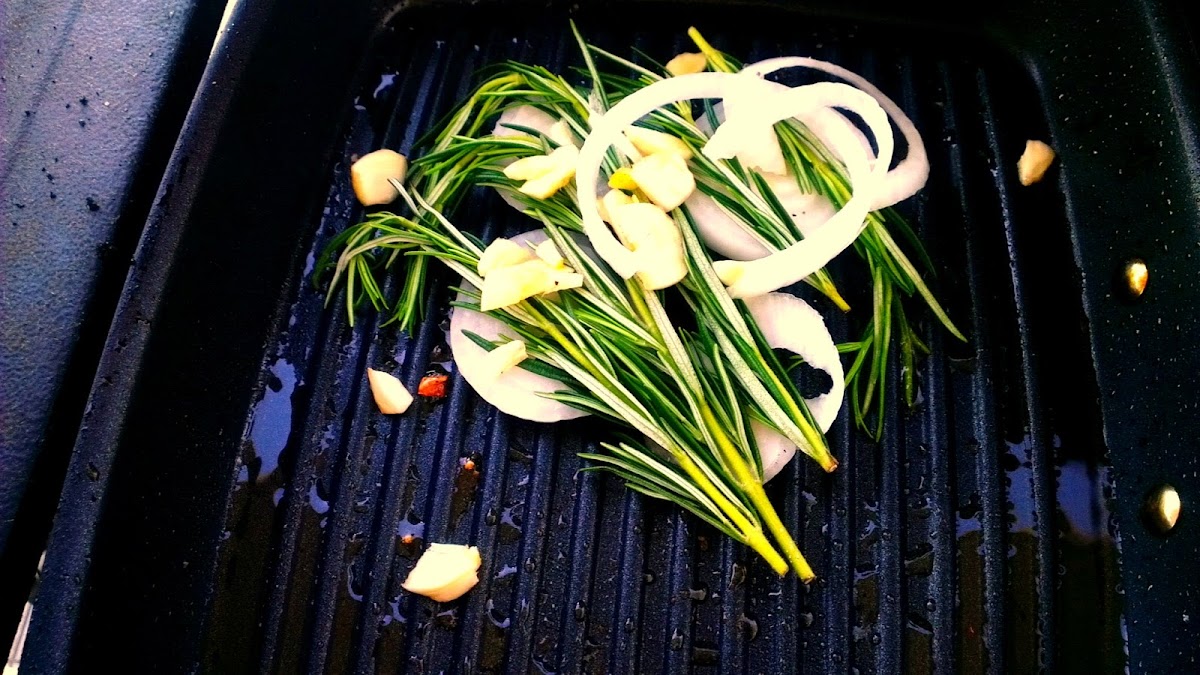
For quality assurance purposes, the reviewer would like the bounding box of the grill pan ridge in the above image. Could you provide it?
[21,1,1200,673]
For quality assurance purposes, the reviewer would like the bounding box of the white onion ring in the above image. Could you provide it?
[743,292,845,481]
[715,82,893,298]
[449,230,589,422]
[753,419,796,483]
[743,57,928,210]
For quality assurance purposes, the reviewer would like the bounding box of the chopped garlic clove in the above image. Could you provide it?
[479,258,581,311]
[598,188,635,224]
[350,149,409,206]
[402,543,482,602]
[625,126,693,160]
[367,368,414,414]
[518,145,579,200]
[503,154,557,181]
[610,202,688,290]
[665,52,708,77]
[629,153,696,211]
[480,260,553,311]
[478,238,536,277]
[479,340,528,381]
[1017,140,1056,186]
[607,167,639,192]
[535,239,565,268]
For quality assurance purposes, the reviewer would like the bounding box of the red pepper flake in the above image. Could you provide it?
[417,373,448,398]
[401,534,415,545]
[463,459,476,472]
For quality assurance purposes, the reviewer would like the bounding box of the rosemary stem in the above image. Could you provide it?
[671,450,788,575]
[698,403,816,581]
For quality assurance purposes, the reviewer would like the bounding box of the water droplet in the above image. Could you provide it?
[434,608,459,629]
[523,558,536,572]
[308,482,330,515]
[624,618,635,633]
[670,628,684,650]
[737,613,758,641]
[86,463,100,481]
[499,502,524,542]
[484,507,499,526]
[486,598,511,629]
[729,563,747,589]
[573,601,587,621]
[684,583,708,602]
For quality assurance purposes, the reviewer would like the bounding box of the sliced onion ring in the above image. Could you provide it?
[450,230,589,423]
[716,82,893,298]
[742,57,929,210]
[743,292,845,482]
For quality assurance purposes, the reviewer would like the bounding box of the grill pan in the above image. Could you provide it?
[19,0,1200,672]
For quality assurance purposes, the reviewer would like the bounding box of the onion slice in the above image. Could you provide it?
[714,82,893,298]
[742,56,929,210]
[743,292,845,482]
[493,105,559,140]
[450,229,589,422]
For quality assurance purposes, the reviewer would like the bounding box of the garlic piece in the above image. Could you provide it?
[480,260,555,311]
[665,52,708,77]
[628,153,696,211]
[350,149,409,206]
[548,268,584,291]
[366,368,414,415]
[478,238,535,277]
[479,259,581,311]
[535,239,565,269]
[598,188,635,224]
[610,202,688,290]
[479,340,528,381]
[625,126,693,160]
[503,154,558,181]
[1017,140,1056,186]
[519,145,579,200]
[607,167,639,192]
[402,543,482,602]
